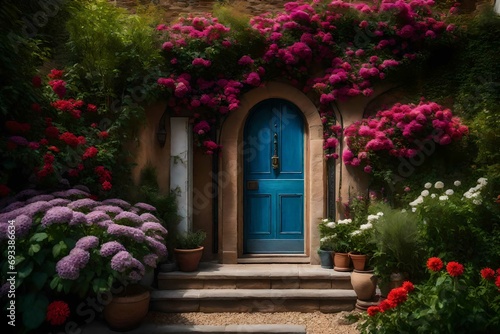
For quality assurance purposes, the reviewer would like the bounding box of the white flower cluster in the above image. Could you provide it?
[337,218,352,225]
[463,177,488,205]
[350,212,382,236]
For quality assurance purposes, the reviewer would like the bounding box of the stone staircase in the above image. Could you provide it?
[151,262,357,313]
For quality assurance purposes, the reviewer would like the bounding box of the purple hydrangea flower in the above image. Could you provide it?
[75,236,99,250]
[69,248,90,269]
[26,194,54,204]
[100,241,126,257]
[86,211,110,225]
[133,202,156,213]
[141,222,168,236]
[107,224,145,242]
[14,215,32,237]
[56,256,80,280]
[68,198,99,211]
[128,271,143,282]
[9,136,28,146]
[101,198,131,209]
[110,251,133,272]
[13,189,42,201]
[139,213,160,223]
[24,201,54,218]
[143,254,159,268]
[93,205,123,216]
[48,198,71,207]
[1,201,25,213]
[41,206,74,227]
[114,211,142,226]
[0,223,8,241]
[69,212,88,226]
[0,282,9,297]
[73,185,91,193]
[145,236,167,257]
[95,219,113,228]
[130,258,145,276]
[52,189,90,199]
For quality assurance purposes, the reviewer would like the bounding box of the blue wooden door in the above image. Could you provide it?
[243,99,304,254]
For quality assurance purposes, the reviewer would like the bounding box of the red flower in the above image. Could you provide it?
[32,76,42,88]
[46,300,70,326]
[40,138,49,146]
[481,268,495,281]
[68,169,79,178]
[87,104,97,112]
[387,287,408,305]
[37,164,54,178]
[427,257,443,272]
[378,298,397,312]
[90,123,97,128]
[89,195,99,201]
[497,268,500,276]
[98,131,109,139]
[402,281,415,293]
[83,147,98,160]
[367,305,380,316]
[71,109,81,119]
[44,153,55,164]
[446,261,464,277]
[102,181,112,191]
[59,132,79,147]
[77,136,86,145]
[496,276,500,290]
[0,185,10,197]
[45,126,60,139]
[48,146,60,153]
[48,80,67,99]
[47,69,64,79]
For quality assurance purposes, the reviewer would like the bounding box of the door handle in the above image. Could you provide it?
[271,131,279,170]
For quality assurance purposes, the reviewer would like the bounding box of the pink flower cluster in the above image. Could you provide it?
[343,101,468,172]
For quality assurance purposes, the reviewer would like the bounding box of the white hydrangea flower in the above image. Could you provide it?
[367,214,380,222]
[421,190,429,197]
[454,180,461,187]
[431,193,436,198]
[439,195,448,201]
[360,223,373,230]
[351,230,361,236]
[401,209,407,213]
[326,222,336,228]
[412,207,417,212]
[320,237,326,242]
[409,196,424,207]
[322,218,329,223]
[473,199,482,205]
[337,219,352,225]
[477,177,488,186]
[424,182,432,189]
[435,181,444,189]
[376,212,384,216]
[445,189,454,196]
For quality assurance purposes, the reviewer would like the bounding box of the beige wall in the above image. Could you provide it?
[130,101,171,194]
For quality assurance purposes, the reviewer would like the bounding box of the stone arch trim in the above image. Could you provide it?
[218,81,325,264]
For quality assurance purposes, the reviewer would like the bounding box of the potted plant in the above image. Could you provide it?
[318,218,356,271]
[369,203,424,296]
[174,230,206,272]
[349,212,379,271]
[318,219,337,268]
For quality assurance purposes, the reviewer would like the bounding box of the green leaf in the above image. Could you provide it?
[52,241,67,258]
[30,232,48,242]
[18,261,34,279]
[435,276,446,287]
[30,272,48,290]
[49,276,61,290]
[21,293,48,330]
[28,243,41,256]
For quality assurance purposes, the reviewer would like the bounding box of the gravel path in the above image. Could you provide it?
[146,311,361,334]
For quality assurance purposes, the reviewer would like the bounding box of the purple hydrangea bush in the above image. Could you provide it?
[0,187,168,300]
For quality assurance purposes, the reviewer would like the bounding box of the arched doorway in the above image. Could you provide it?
[218,82,325,264]
[243,99,305,254]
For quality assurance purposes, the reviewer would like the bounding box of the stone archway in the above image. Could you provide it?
[218,82,325,264]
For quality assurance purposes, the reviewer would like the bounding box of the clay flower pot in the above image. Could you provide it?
[174,246,204,272]
[103,284,150,331]
[349,252,367,271]
[333,252,352,272]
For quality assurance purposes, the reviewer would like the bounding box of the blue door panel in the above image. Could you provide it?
[244,99,305,254]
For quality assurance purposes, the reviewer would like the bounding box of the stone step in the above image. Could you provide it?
[150,289,357,313]
[158,263,353,290]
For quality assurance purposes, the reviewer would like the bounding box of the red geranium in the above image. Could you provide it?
[87,104,97,112]
[43,153,55,164]
[47,69,64,79]
[48,79,67,99]
[46,300,70,326]
[480,267,495,281]
[102,181,112,191]
[98,131,109,139]
[402,281,415,293]
[496,276,500,290]
[387,287,408,305]
[48,146,60,153]
[59,132,79,147]
[40,139,49,146]
[426,257,443,272]
[83,146,98,160]
[378,298,397,312]
[446,261,464,277]
[367,305,381,316]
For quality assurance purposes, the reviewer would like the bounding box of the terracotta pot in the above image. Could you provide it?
[351,269,378,301]
[333,252,351,272]
[349,252,367,271]
[103,284,150,331]
[318,249,334,269]
[174,246,204,272]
